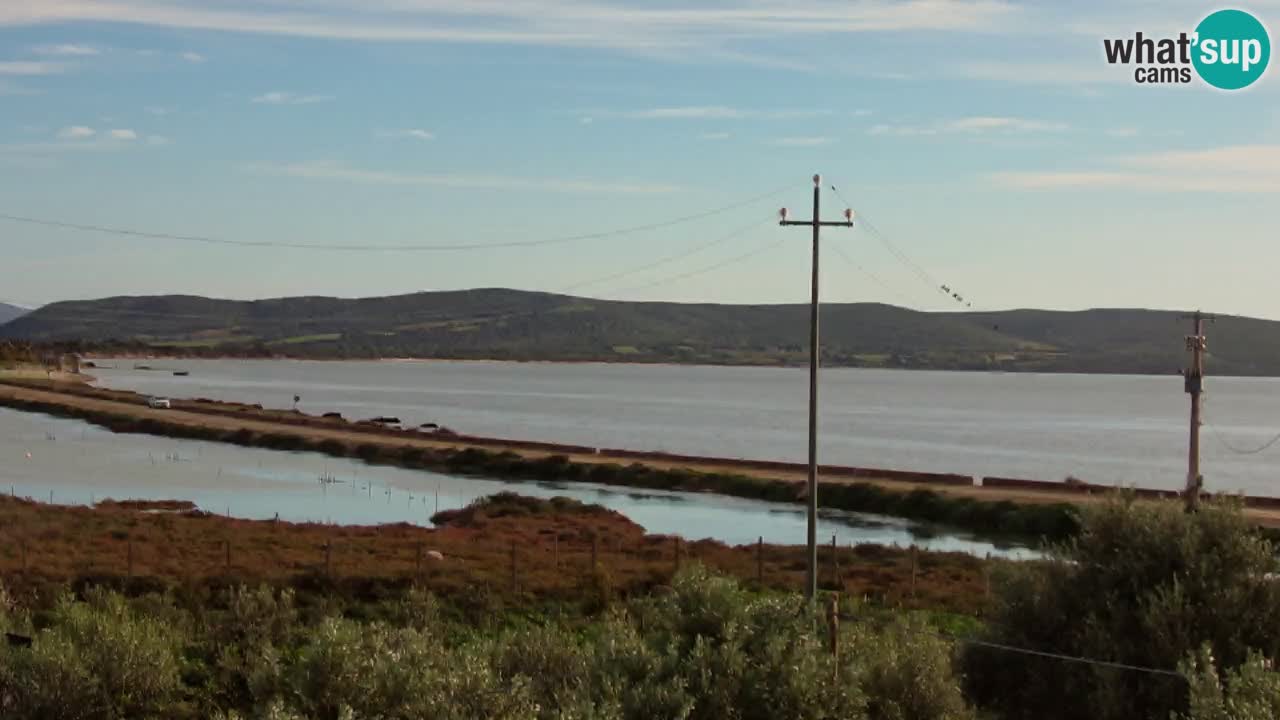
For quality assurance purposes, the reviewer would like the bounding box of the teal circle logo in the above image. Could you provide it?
[1192,9,1271,90]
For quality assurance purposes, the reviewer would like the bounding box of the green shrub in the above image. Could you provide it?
[852,617,973,720]
[284,617,536,720]
[0,590,183,719]
[966,496,1280,720]
[1178,645,1280,720]
[637,566,868,720]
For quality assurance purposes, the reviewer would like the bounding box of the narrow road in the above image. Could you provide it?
[3,379,1277,526]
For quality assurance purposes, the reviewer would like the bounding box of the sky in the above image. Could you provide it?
[1,0,1278,318]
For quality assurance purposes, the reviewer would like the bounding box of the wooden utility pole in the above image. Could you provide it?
[780,174,855,601]
[1181,310,1215,511]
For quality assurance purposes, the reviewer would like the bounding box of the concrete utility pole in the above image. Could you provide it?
[1181,310,1215,512]
[779,174,854,600]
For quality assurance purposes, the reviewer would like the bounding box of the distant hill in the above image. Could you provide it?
[0,303,28,325]
[1,289,1274,375]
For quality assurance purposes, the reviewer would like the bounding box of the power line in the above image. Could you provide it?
[9,220,779,328]
[1207,423,1280,455]
[615,233,784,294]
[828,243,924,311]
[560,216,771,293]
[950,635,1186,679]
[0,183,797,254]
[827,184,976,309]
[839,614,1185,680]
[1203,402,1280,455]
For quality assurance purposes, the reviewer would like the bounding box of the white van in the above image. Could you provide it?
[146,397,171,409]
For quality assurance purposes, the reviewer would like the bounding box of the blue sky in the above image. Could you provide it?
[1,1,1278,318]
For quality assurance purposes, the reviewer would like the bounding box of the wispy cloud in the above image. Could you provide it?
[945,116,1067,132]
[251,91,334,105]
[0,1,1023,57]
[378,128,436,141]
[992,145,1280,194]
[246,160,680,195]
[698,132,730,140]
[0,129,157,156]
[624,106,744,119]
[1106,127,1140,138]
[180,51,205,63]
[0,61,65,76]
[144,106,172,116]
[147,135,172,146]
[32,43,98,56]
[615,106,829,120]
[870,115,1068,136]
[58,126,96,139]
[772,136,833,147]
[949,60,1120,86]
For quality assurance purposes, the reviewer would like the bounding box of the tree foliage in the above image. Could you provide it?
[966,497,1280,720]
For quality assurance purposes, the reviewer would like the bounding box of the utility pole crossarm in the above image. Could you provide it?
[778,174,856,602]
[1180,309,1215,512]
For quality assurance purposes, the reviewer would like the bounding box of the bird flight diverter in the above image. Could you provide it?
[779,207,790,222]
[844,209,854,222]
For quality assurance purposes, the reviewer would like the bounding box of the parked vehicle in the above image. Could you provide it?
[146,396,171,409]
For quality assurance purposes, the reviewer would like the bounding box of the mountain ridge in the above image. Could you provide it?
[0,303,28,326]
[2,289,1274,375]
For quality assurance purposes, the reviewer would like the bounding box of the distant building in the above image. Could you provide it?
[58,353,82,374]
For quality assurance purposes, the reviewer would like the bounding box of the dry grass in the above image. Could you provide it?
[0,493,993,615]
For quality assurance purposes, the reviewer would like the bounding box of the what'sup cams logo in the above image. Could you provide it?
[1103,8,1271,89]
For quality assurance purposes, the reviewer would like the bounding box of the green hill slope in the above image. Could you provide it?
[1,289,1273,374]
[0,303,28,325]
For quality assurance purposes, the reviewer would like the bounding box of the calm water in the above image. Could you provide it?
[0,408,1028,557]
[92,359,1280,497]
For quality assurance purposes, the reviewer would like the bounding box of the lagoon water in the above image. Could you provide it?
[0,408,1028,557]
[91,359,1280,497]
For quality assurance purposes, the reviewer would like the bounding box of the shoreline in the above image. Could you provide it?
[74,352,1220,378]
[2,375,1276,539]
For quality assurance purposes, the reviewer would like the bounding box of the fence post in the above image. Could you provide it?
[984,552,992,601]
[510,540,518,593]
[756,536,764,586]
[826,594,840,665]
[830,534,838,589]
[910,545,918,600]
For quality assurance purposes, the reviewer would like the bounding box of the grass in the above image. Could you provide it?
[0,492,994,616]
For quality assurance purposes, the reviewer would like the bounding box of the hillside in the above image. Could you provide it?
[0,302,28,325]
[0,289,1273,374]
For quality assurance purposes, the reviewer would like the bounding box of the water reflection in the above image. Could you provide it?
[0,408,1033,558]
